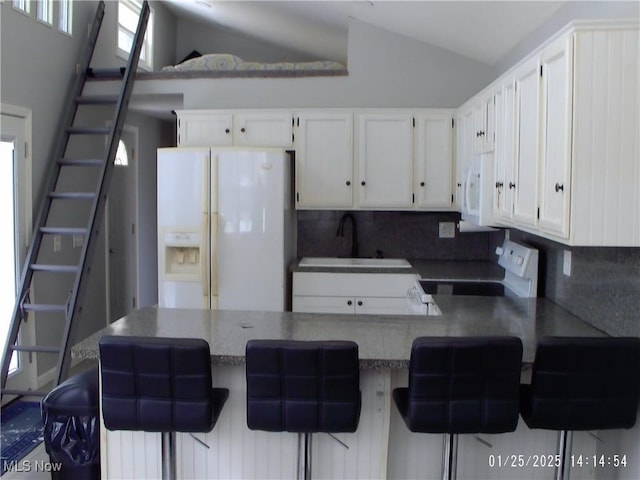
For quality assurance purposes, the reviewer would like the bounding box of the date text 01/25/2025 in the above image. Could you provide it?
[488,454,628,469]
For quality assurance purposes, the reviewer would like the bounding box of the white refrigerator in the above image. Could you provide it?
[157,147,295,311]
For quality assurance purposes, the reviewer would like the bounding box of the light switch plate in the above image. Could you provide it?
[439,222,455,238]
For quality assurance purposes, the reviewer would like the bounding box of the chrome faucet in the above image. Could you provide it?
[336,213,359,258]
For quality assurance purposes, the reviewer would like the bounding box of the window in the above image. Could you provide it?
[115,140,129,166]
[59,0,73,35]
[117,0,153,70]
[37,0,53,25]
[12,0,30,14]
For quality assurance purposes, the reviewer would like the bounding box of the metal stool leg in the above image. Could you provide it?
[442,433,459,480]
[555,430,573,480]
[162,431,177,480]
[297,433,312,480]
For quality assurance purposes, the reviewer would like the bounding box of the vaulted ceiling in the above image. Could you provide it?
[161,1,567,66]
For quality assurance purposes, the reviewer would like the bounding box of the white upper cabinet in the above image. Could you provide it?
[538,35,573,238]
[294,112,353,209]
[493,78,517,223]
[356,113,414,209]
[415,113,454,209]
[511,57,540,229]
[176,110,293,148]
[470,20,639,246]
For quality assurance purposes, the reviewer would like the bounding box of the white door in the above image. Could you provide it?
[1,110,35,401]
[295,112,354,208]
[415,113,453,209]
[107,129,138,322]
[538,36,572,238]
[357,114,413,208]
[513,58,540,227]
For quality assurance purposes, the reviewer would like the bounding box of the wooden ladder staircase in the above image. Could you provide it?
[1,0,150,399]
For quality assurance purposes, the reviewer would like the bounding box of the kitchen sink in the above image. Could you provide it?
[299,257,412,268]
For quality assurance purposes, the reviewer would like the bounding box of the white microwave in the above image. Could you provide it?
[460,153,498,228]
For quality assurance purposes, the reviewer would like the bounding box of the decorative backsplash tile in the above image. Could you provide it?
[297,211,503,260]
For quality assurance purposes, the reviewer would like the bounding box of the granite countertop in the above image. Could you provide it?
[72,297,604,369]
[290,258,504,279]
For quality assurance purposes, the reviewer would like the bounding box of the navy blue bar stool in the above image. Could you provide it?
[99,336,229,480]
[520,336,640,480]
[393,336,523,480]
[245,339,361,480]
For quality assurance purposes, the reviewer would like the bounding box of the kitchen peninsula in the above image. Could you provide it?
[74,300,608,480]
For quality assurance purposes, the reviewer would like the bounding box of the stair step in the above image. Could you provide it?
[1,389,49,398]
[10,345,61,354]
[21,303,67,313]
[40,227,87,236]
[86,67,126,78]
[30,264,80,273]
[49,192,96,200]
[67,126,111,135]
[76,95,118,105]
[58,158,103,166]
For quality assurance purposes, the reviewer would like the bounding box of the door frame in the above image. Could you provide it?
[1,103,35,401]
[104,124,139,324]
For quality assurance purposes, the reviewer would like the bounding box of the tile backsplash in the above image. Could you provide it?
[297,211,503,260]
[509,230,640,337]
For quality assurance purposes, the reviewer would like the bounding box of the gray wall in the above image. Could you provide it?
[175,19,495,110]
[494,0,640,77]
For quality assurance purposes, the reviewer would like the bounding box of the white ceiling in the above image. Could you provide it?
[161,1,567,66]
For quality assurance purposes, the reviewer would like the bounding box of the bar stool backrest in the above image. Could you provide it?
[245,339,361,433]
[522,336,640,431]
[404,336,523,434]
[99,335,216,433]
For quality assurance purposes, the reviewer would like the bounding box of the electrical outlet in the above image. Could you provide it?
[563,250,572,276]
[439,222,455,239]
[53,235,62,253]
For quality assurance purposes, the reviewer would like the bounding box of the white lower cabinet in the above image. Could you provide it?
[292,271,418,315]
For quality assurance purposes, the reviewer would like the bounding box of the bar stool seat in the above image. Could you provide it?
[99,336,229,480]
[520,336,640,480]
[245,339,361,480]
[393,336,523,480]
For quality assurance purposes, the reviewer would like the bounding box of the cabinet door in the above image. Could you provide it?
[512,59,540,228]
[357,114,413,208]
[292,295,355,314]
[177,112,233,146]
[233,112,293,147]
[415,113,454,209]
[455,107,475,209]
[295,112,353,208]
[494,79,517,222]
[538,36,572,238]
[354,297,411,315]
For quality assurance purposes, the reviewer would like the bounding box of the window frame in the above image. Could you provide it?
[117,0,153,71]
[58,0,73,35]
[11,0,31,15]
[36,0,53,26]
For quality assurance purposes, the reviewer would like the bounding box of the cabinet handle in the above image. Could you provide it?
[361,181,366,186]
[495,181,504,188]
[346,181,351,186]
[224,128,230,134]
[420,181,425,187]
[357,300,363,306]
[457,183,462,188]
[347,300,353,306]
[509,182,516,189]
[240,127,246,133]
[479,130,485,136]
[555,183,564,192]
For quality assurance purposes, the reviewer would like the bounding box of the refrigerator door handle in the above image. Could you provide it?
[201,212,210,299]
[210,213,218,296]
